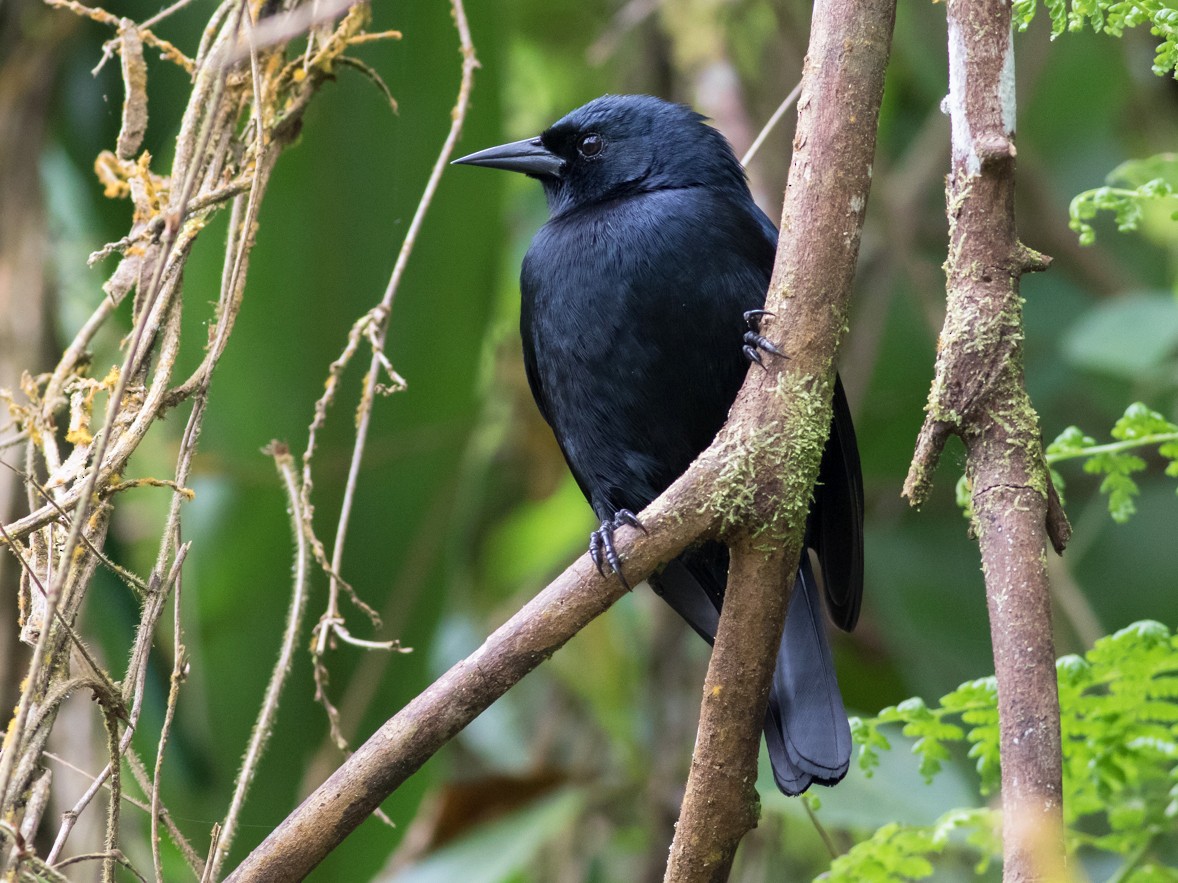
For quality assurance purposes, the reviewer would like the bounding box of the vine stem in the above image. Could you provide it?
[206,447,311,882]
[315,0,478,652]
[1045,432,1178,464]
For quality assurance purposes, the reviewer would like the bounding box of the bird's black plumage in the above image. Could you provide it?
[454,94,863,795]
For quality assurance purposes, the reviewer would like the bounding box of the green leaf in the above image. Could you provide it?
[385,789,585,883]
[821,808,997,883]
[1061,294,1178,378]
[849,622,1178,877]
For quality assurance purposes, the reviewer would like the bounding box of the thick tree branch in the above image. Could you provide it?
[903,0,1067,878]
[665,0,895,875]
[664,539,792,882]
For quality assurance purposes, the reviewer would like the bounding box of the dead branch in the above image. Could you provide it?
[0,0,396,877]
[903,0,1067,878]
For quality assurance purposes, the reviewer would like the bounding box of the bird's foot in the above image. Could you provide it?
[588,509,646,590]
[743,309,787,369]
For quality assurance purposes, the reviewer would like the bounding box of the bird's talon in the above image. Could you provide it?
[743,329,786,364]
[744,309,774,331]
[743,308,786,364]
[589,531,606,575]
[613,509,646,534]
[589,517,633,589]
[744,344,767,369]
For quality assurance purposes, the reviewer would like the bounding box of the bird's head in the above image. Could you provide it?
[452,94,748,216]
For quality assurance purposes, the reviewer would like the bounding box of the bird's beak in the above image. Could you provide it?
[451,137,565,179]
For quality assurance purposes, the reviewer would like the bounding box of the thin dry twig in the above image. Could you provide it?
[45,543,189,865]
[301,0,477,736]
[42,0,194,72]
[42,749,201,874]
[0,513,120,699]
[740,80,801,167]
[1,0,382,871]
[150,542,189,883]
[54,850,147,883]
[206,444,312,882]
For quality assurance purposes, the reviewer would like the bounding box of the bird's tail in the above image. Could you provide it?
[762,555,851,795]
[650,546,850,796]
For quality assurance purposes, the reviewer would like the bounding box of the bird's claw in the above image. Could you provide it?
[588,509,645,590]
[743,310,787,368]
[744,309,773,327]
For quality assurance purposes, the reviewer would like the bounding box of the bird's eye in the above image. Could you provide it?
[576,133,604,158]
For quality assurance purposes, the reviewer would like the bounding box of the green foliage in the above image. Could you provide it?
[1013,0,1178,78]
[849,622,1178,879]
[955,401,1178,523]
[1060,621,1178,856]
[954,473,975,522]
[821,808,997,883]
[854,680,999,793]
[1046,402,1178,522]
[1060,293,1178,379]
[1067,155,1178,245]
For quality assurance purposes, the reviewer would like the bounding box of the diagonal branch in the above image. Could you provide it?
[224,492,711,882]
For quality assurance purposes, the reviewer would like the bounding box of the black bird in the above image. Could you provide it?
[454,94,863,795]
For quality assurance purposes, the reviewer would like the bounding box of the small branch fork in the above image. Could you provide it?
[903,0,1068,879]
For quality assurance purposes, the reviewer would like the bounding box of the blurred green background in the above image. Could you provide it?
[3,0,1178,879]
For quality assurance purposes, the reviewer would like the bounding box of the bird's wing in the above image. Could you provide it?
[519,258,553,427]
[813,374,864,631]
[648,545,726,643]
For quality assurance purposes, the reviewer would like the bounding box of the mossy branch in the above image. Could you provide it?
[903,0,1068,878]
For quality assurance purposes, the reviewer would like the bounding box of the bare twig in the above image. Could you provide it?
[217,0,358,65]
[42,0,194,71]
[304,0,477,701]
[151,543,188,883]
[99,703,122,883]
[54,850,147,882]
[740,80,801,167]
[42,748,201,875]
[207,444,312,882]
[45,543,189,865]
[0,509,120,697]
[140,0,200,30]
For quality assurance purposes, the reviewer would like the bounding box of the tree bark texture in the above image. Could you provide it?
[664,0,895,875]
[904,0,1068,878]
